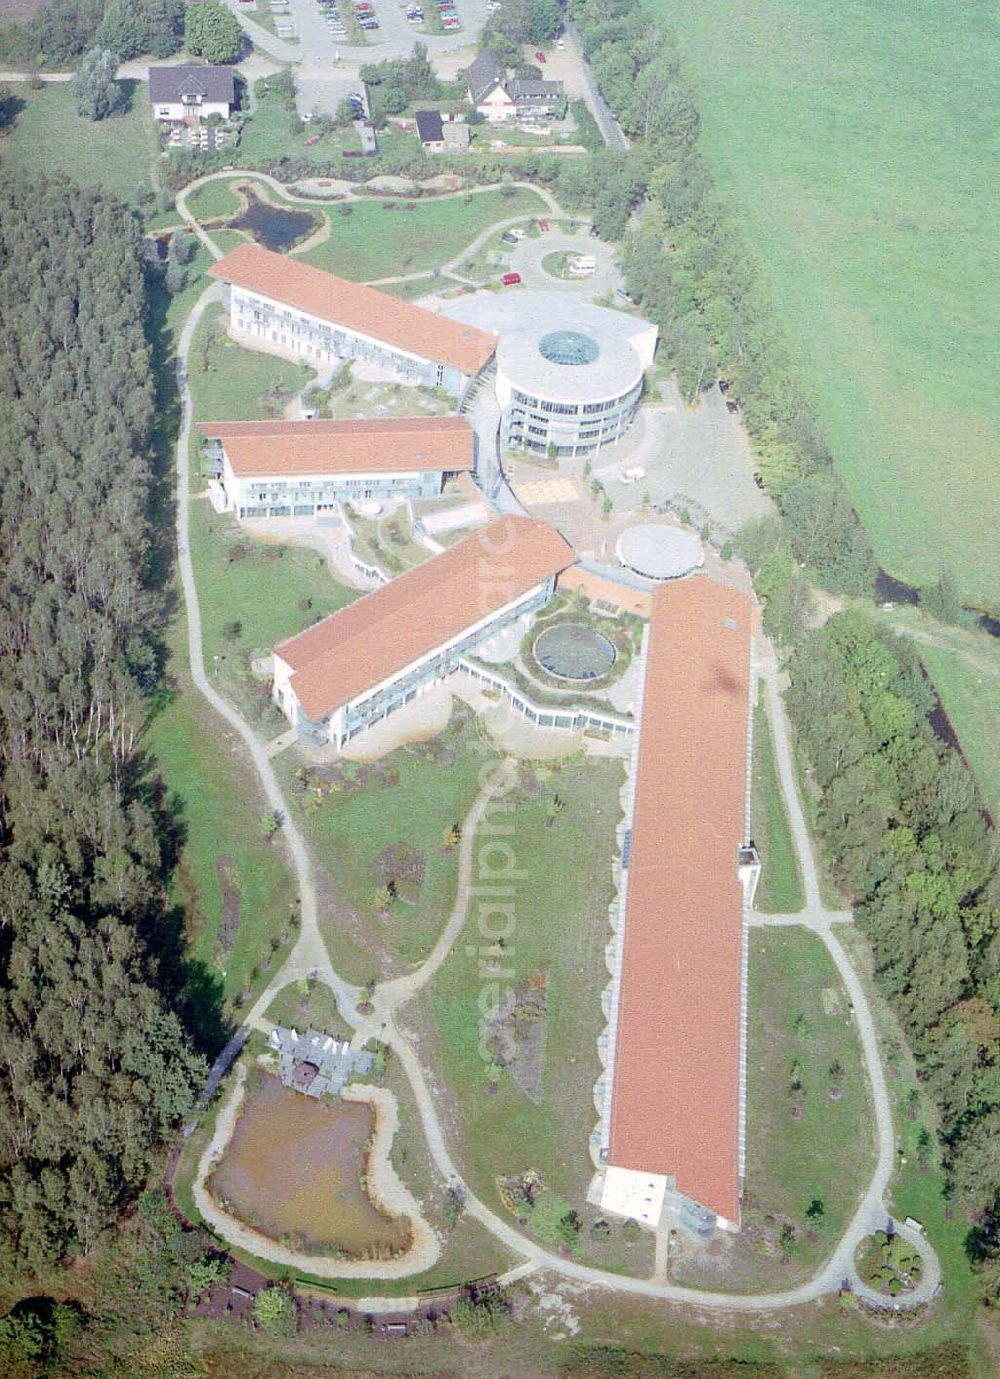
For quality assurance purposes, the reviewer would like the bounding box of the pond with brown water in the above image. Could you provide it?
[208,1072,410,1258]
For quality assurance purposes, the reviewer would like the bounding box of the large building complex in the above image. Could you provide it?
[598,577,756,1234]
[442,292,658,459]
[208,244,498,400]
[272,516,574,747]
[197,416,475,517]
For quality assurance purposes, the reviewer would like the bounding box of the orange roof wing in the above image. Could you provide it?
[277,516,574,721]
[607,577,753,1224]
[196,416,475,477]
[209,243,497,375]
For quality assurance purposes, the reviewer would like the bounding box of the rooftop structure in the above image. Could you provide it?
[616,523,705,581]
[197,416,476,518]
[268,1025,374,1099]
[442,292,658,459]
[149,63,235,112]
[601,576,753,1230]
[209,244,497,392]
[273,515,574,745]
[196,416,474,477]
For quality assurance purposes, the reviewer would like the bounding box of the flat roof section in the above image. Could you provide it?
[197,416,475,478]
[607,576,752,1225]
[617,523,704,581]
[209,244,498,377]
[277,515,575,722]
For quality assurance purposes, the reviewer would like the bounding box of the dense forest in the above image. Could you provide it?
[784,612,1000,1299]
[0,0,183,68]
[0,175,205,1280]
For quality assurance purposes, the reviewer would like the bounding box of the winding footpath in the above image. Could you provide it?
[174,271,940,1312]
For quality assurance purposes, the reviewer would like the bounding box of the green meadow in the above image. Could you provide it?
[659,0,1000,608]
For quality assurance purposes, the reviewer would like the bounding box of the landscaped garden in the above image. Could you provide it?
[344,503,430,577]
[672,926,875,1291]
[280,706,499,979]
[410,755,647,1269]
[855,1230,922,1298]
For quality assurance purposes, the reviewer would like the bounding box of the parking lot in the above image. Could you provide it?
[280,0,490,60]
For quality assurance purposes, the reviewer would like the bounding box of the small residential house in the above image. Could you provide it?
[466,53,516,121]
[466,54,564,121]
[149,64,235,149]
[415,109,471,153]
[511,78,564,118]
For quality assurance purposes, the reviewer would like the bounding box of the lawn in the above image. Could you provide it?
[298,187,548,281]
[278,706,497,978]
[0,79,157,203]
[186,499,359,728]
[186,179,245,222]
[749,700,805,913]
[659,0,1000,607]
[675,926,875,1291]
[416,756,638,1262]
[187,302,315,424]
[745,928,874,1279]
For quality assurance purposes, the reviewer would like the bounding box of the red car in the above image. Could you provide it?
[537,218,550,231]
[501,272,522,286]
[535,50,546,62]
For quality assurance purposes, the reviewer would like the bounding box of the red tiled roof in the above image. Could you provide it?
[196,416,474,477]
[607,576,752,1224]
[277,516,574,721]
[209,243,498,376]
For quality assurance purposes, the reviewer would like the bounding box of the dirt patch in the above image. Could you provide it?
[372,842,426,896]
[216,854,242,955]
[485,970,548,1103]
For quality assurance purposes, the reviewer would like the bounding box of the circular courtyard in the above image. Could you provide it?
[617,523,705,581]
[533,622,618,682]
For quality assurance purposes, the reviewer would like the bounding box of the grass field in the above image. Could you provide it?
[187,303,315,423]
[279,707,496,977]
[659,0,1000,608]
[0,79,157,202]
[186,179,244,222]
[750,700,805,913]
[421,757,628,1230]
[186,500,358,727]
[674,926,874,1291]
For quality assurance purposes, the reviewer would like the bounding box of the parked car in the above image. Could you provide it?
[500,231,519,245]
[501,271,522,286]
[535,50,546,62]
[537,218,549,231]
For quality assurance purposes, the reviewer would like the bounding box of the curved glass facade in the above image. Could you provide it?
[504,379,643,458]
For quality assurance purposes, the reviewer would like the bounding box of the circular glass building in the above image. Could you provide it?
[441,292,658,460]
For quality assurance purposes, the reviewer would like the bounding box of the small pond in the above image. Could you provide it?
[208,1073,409,1257]
[533,621,617,681]
[229,192,318,252]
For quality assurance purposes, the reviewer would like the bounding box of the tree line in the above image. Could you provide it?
[784,611,1000,1301]
[0,174,205,1279]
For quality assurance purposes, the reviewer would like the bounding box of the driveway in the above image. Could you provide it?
[508,228,623,300]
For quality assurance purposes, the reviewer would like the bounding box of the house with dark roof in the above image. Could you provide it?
[415,109,470,153]
[511,78,564,118]
[149,64,235,150]
[149,64,235,123]
[466,52,516,120]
